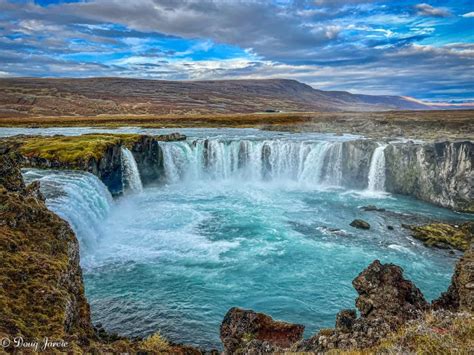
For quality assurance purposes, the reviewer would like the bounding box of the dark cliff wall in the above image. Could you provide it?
[385,141,473,212]
[340,140,378,189]
[130,136,164,185]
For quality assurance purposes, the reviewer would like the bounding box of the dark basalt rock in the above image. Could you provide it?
[352,260,428,328]
[220,307,304,354]
[350,219,371,229]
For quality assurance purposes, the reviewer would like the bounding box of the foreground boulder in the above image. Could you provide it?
[220,307,304,354]
[353,260,429,328]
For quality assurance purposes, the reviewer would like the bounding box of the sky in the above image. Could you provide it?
[0,0,473,102]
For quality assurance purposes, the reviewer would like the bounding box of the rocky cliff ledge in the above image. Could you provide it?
[0,133,185,195]
[220,249,474,354]
[385,140,473,212]
[335,139,472,212]
[0,153,198,353]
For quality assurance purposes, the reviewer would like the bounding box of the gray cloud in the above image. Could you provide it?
[0,0,472,101]
[415,3,451,17]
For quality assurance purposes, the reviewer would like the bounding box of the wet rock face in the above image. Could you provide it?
[385,141,473,213]
[335,309,357,333]
[433,247,474,312]
[131,136,163,185]
[340,140,378,189]
[220,307,304,354]
[352,260,428,328]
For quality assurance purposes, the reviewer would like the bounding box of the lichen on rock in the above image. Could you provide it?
[409,222,473,251]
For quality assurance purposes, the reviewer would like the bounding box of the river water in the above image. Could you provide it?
[17,128,471,350]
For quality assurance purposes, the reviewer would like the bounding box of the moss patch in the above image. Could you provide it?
[374,311,474,354]
[18,134,142,163]
[410,222,473,251]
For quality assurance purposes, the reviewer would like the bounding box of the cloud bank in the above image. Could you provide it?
[0,0,473,101]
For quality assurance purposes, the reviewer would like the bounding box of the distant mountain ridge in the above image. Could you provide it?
[0,77,436,116]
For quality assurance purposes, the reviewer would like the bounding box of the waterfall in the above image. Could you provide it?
[121,147,143,193]
[367,144,387,191]
[321,142,344,186]
[22,169,113,250]
[160,139,345,186]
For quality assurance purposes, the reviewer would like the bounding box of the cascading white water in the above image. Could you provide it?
[367,144,388,192]
[121,147,143,193]
[160,139,343,185]
[22,169,113,250]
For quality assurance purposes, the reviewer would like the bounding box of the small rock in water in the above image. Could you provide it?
[350,219,370,230]
[387,225,394,230]
[361,205,386,212]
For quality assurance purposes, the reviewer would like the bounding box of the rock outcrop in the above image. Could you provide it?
[433,247,474,312]
[220,260,434,353]
[295,260,429,352]
[220,307,304,354]
[385,140,473,212]
[352,260,429,327]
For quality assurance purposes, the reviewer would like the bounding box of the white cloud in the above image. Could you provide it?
[461,12,474,18]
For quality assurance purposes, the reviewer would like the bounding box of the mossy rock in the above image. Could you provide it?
[410,222,473,251]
